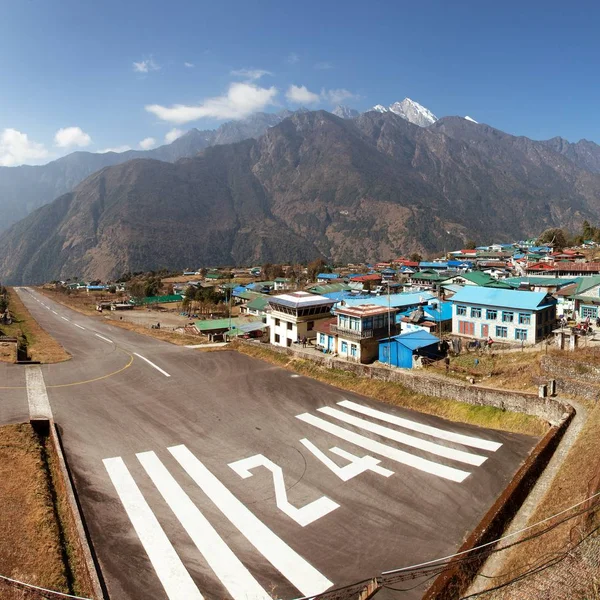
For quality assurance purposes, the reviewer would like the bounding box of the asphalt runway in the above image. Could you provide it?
[0,287,539,600]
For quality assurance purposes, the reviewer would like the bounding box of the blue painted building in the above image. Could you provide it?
[378,331,440,368]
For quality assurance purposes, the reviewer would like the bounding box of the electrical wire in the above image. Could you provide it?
[381,489,600,576]
[0,572,92,599]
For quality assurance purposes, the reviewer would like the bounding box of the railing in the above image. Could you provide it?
[329,325,397,339]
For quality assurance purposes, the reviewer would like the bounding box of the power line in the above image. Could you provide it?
[381,490,600,576]
[0,573,92,600]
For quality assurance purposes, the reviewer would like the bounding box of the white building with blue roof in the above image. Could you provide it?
[450,287,557,345]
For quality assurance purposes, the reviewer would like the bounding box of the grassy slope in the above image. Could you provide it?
[233,342,547,437]
[0,425,68,594]
[0,289,70,364]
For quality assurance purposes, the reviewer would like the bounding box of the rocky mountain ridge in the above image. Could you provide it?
[2,109,600,284]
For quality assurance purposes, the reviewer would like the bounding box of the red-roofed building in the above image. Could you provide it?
[350,274,383,283]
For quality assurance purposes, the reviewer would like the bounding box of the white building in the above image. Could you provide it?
[450,287,557,345]
[267,292,335,348]
[316,303,398,363]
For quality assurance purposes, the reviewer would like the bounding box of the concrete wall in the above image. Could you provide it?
[253,342,570,425]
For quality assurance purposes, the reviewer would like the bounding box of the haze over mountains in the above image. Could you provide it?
[2,103,600,285]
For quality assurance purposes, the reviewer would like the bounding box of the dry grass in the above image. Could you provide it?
[494,402,600,584]
[0,289,70,364]
[105,318,208,346]
[234,342,547,437]
[429,349,545,393]
[0,425,68,595]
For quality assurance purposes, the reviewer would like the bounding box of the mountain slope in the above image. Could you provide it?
[0,111,294,233]
[2,110,600,284]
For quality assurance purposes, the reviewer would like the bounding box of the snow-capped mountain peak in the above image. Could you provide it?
[332,105,360,119]
[464,115,478,123]
[368,98,437,127]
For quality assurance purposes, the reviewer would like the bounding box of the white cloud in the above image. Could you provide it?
[139,137,157,150]
[54,126,92,148]
[0,128,49,166]
[286,84,320,104]
[133,57,160,73]
[314,61,333,70]
[321,88,359,105]
[165,128,184,143]
[184,62,195,68]
[230,68,272,81]
[97,145,132,154]
[286,52,299,64]
[146,82,278,124]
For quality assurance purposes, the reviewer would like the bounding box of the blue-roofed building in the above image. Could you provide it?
[378,331,441,369]
[316,273,340,283]
[418,261,449,270]
[450,287,557,344]
[398,301,453,335]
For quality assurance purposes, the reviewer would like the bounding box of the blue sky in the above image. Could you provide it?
[1,0,599,165]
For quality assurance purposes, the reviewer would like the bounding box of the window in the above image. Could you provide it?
[307,321,314,331]
[495,326,508,338]
[502,311,514,323]
[319,333,325,345]
[275,318,280,326]
[515,329,528,341]
[341,341,348,353]
[486,309,497,320]
[456,305,467,316]
[518,313,531,325]
[287,322,293,331]
[471,307,482,318]
[286,338,292,347]
[274,334,280,343]
[581,305,598,319]
[351,344,357,357]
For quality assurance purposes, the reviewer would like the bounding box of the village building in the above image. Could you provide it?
[378,331,441,369]
[450,287,557,345]
[267,292,335,348]
[315,303,399,363]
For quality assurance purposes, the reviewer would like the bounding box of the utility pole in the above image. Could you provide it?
[387,280,392,368]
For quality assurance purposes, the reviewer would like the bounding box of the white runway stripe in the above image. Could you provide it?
[338,400,502,452]
[61,316,69,322]
[169,445,333,596]
[74,324,86,330]
[296,413,470,483]
[137,451,270,600]
[318,407,486,466]
[134,353,171,377]
[26,366,53,420]
[95,333,113,344]
[103,457,203,600]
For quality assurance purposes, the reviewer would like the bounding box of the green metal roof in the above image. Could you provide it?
[308,283,351,294]
[195,318,243,331]
[131,294,183,305]
[245,297,269,311]
[575,275,600,295]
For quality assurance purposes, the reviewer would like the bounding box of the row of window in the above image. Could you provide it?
[494,327,528,340]
[456,306,531,324]
[274,318,314,331]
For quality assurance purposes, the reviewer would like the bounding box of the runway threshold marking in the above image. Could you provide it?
[103,457,204,600]
[318,406,487,466]
[337,400,503,452]
[134,353,171,377]
[25,366,53,420]
[296,413,471,483]
[137,451,271,600]
[169,444,333,596]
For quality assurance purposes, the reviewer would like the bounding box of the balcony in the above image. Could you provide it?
[329,324,397,340]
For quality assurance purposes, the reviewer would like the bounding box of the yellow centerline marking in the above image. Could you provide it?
[0,348,135,390]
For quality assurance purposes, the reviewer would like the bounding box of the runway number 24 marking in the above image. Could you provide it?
[228,439,393,527]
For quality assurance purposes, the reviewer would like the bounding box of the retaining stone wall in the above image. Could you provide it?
[249,342,570,425]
